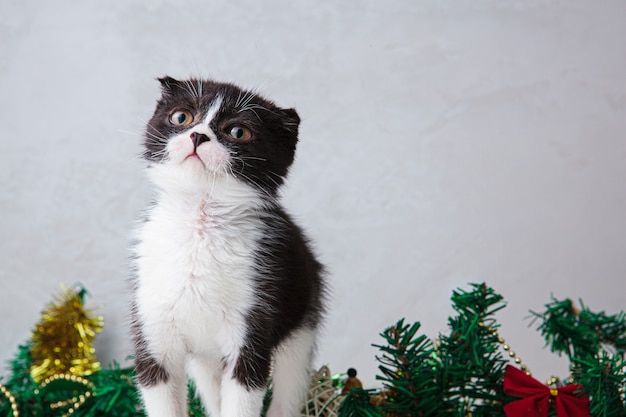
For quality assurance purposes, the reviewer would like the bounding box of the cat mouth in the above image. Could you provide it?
[184,153,224,174]
[185,153,206,167]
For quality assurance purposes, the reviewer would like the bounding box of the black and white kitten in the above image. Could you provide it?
[130,77,325,417]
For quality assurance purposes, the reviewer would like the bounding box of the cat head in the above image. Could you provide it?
[144,77,300,196]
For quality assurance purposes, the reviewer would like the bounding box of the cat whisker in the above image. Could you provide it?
[143,146,169,162]
[155,154,169,164]
[184,79,200,99]
[239,103,270,112]
[225,163,277,203]
[281,121,299,134]
[235,156,267,162]
[208,167,221,196]
[144,137,168,146]
[246,107,262,122]
[132,150,169,164]
[238,103,273,122]
[146,129,168,139]
[223,166,232,192]
[230,156,251,173]
[263,172,283,190]
[234,91,244,108]
[150,148,168,157]
[145,129,169,143]
[119,129,146,138]
[266,169,283,179]
[235,91,256,110]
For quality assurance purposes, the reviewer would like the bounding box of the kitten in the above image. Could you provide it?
[130,77,326,417]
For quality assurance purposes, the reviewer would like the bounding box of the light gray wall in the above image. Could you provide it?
[1,0,625,387]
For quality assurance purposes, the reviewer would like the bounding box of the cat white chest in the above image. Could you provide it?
[133,184,265,356]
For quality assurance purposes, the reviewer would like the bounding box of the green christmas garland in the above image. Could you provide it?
[0,283,624,417]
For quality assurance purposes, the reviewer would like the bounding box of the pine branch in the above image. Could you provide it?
[531,297,626,360]
[437,283,508,416]
[575,353,626,417]
[83,364,144,417]
[338,388,381,417]
[531,298,599,359]
[373,319,441,417]
[577,305,626,356]
[1,342,45,416]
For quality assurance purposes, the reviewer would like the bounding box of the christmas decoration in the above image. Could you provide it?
[29,286,103,384]
[1,282,624,417]
[341,369,363,395]
[338,387,380,417]
[373,318,440,416]
[302,366,343,417]
[339,283,625,417]
[530,298,626,417]
[0,382,19,417]
[503,365,590,417]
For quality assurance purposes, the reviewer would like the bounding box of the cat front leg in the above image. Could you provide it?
[221,377,266,417]
[187,356,223,417]
[220,344,272,417]
[139,377,187,417]
[135,349,187,417]
[265,328,316,417]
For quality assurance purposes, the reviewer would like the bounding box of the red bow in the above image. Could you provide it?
[503,365,591,417]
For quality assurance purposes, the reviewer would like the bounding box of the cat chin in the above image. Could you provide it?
[148,162,218,190]
[146,161,262,204]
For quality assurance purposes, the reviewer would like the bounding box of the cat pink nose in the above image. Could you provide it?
[190,132,210,148]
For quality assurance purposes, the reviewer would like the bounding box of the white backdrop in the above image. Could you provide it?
[1,0,625,388]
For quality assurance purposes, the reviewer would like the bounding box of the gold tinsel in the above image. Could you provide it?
[29,286,103,384]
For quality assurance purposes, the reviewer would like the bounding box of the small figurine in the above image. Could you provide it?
[342,368,363,394]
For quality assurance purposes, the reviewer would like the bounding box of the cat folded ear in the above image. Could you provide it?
[157,76,180,94]
[280,108,301,132]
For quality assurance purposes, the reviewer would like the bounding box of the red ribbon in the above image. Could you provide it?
[503,365,591,417]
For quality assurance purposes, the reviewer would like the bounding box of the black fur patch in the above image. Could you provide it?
[233,343,272,390]
[129,302,169,387]
[231,206,326,388]
[135,352,170,387]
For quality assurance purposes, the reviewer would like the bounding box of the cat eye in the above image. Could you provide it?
[228,125,252,141]
[169,110,194,126]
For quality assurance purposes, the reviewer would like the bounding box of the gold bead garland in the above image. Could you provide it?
[40,373,94,417]
[0,383,19,417]
[480,322,532,376]
[485,324,579,387]
[437,321,575,388]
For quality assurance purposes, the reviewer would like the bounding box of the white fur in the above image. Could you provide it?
[140,377,188,417]
[133,110,315,417]
[134,165,264,415]
[267,328,317,417]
